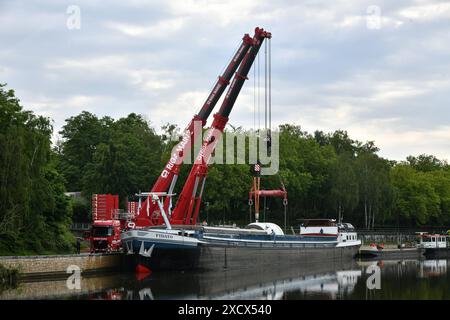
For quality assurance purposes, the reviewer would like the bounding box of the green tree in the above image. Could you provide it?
[328,152,359,223]
[406,154,448,172]
[390,165,440,225]
[0,84,73,254]
[58,112,163,207]
[57,111,112,191]
[355,152,393,229]
[83,113,163,202]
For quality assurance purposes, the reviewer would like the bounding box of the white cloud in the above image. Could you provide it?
[398,2,450,21]
[151,90,208,128]
[356,125,450,161]
[105,18,186,38]
[166,0,260,27]
[46,56,128,70]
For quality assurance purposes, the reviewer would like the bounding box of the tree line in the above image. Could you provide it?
[1,83,450,253]
[53,102,450,229]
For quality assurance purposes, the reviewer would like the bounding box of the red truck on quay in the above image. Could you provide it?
[88,194,122,253]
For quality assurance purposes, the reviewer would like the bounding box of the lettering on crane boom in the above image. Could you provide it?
[196,128,219,163]
[161,129,191,178]
[206,83,221,106]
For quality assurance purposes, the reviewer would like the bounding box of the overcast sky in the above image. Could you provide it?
[1,0,450,161]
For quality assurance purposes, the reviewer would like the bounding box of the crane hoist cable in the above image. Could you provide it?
[253,53,256,130]
[258,48,261,131]
[265,39,268,132]
[269,38,271,133]
[263,38,272,155]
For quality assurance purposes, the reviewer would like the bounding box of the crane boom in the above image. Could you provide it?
[134,33,254,227]
[170,27,272,225]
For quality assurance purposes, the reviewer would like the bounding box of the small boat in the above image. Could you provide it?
[357,243,382,258]
[417,233,450,258]
[121,195,361,272]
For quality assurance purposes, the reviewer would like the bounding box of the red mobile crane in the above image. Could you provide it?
[134,31,255,227]
[170,28,271,225]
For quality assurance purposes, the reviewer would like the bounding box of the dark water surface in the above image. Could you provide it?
[1,259,450,300]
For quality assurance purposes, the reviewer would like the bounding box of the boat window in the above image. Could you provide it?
[301,220,336,227]
[431,237,436,242]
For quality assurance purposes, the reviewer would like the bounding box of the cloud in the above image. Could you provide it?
[105,18,186,38]
[1,0,450,161]
[398,2,450,21]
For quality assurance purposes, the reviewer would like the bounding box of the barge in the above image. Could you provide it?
[121,196,361,271]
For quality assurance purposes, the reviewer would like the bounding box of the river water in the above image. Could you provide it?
[1,259,449,300]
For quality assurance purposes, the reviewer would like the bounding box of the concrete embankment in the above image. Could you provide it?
[0,253,122,280]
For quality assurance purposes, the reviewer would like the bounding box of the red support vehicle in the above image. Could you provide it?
[88,194,122,253]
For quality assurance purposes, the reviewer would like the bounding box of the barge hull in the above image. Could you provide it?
[124,242,360,271]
